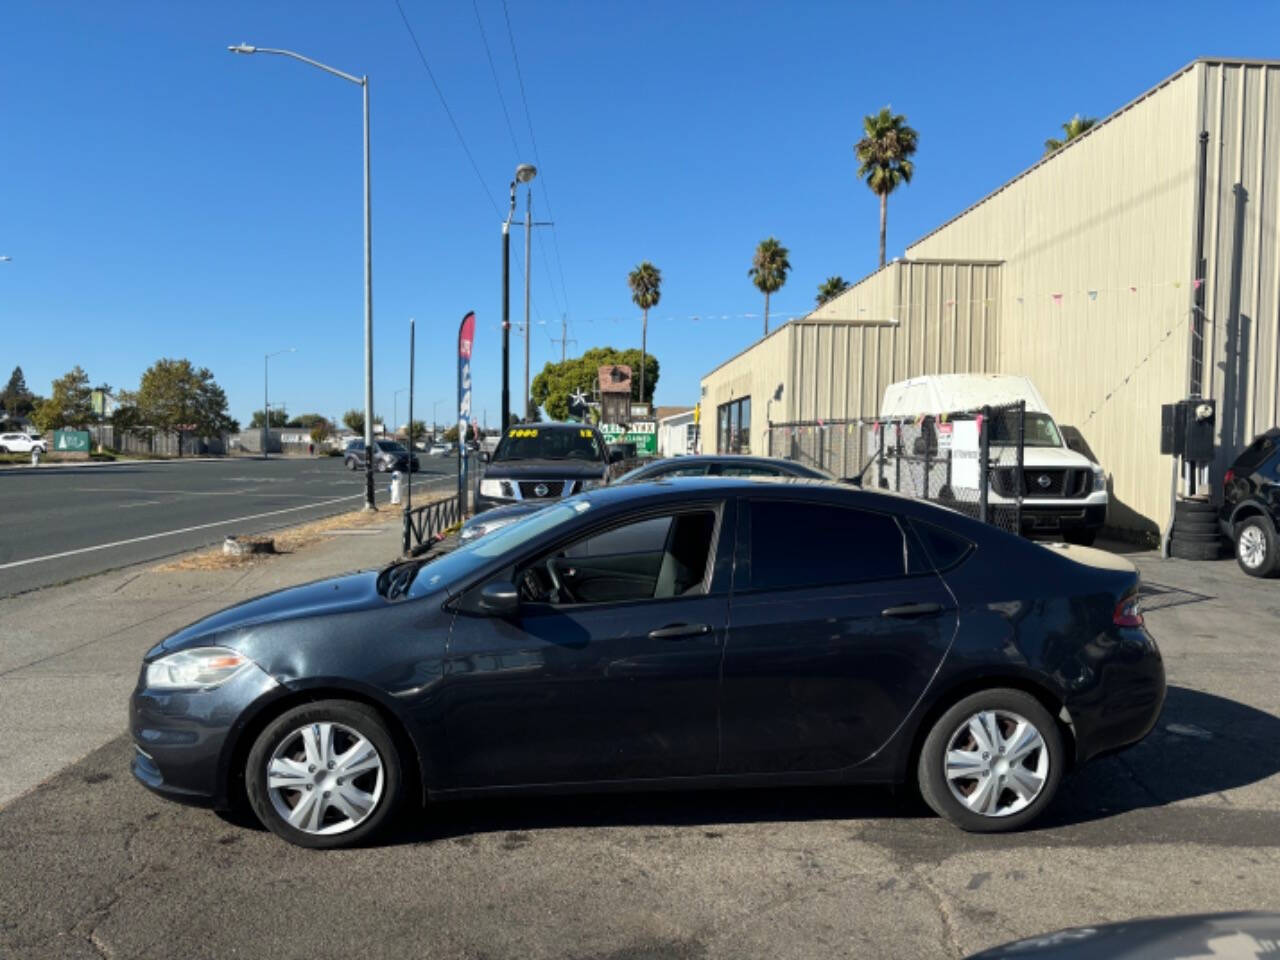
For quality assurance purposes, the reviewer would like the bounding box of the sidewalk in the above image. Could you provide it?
[0,509,407,808]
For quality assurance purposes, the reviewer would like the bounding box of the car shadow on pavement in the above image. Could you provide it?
[369,684,1278,846]
[1041,684,1280,828]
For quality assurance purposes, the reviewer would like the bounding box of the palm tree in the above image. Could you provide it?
[815,275,851,306]
[749,237,791,336]
[855,107,919,269]
[627,261,662,406]
[1044,114,1099,155]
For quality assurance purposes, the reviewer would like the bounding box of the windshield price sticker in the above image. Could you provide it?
[579,429,593,438]
[508,428,539,438]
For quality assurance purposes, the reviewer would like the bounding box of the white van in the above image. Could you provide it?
[879,374,1107,544]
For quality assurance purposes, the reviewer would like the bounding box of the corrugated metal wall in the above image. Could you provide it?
[908,63,1203,533]
[1195,61,1280,485]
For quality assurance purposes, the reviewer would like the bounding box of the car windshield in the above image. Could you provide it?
[401,499,590,598]
[493,427,603,462]
[377,441,405,452]
[989,412,1062,448]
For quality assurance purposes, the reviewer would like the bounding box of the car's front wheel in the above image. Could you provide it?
[917,688,1064,833]
[245,700,403,849]
[1235,516,1278,578]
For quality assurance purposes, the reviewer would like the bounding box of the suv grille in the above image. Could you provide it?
[519,480,566,499]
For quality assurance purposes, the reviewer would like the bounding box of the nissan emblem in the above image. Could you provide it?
[534,483,550,498]
[1037,474,1052,489]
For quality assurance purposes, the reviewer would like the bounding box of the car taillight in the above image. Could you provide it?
[1224,468,1235,487]
[1113,594,1143,628]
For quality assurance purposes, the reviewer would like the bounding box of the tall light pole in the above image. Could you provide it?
[501,163,536,429]
[522,186,532,421]
[263,347,295,460]
[229,43,375,510]
[432,399,443,438]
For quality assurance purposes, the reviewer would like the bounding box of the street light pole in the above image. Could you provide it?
[228,43,374,510]
[523,187,532,422]
[432,399,443,438]
[502,164,536,429]
[263,347,295,460]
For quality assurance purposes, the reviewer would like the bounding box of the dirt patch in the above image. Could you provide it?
[151,508,402,572]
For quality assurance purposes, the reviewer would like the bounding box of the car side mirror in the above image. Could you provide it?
[609,448,625,463]
[478,580,519,616]
[479,450,491,463]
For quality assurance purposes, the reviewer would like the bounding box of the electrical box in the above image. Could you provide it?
[1160,399,1215,462]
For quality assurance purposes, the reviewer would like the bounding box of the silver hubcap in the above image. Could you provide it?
[1239,526,1266,568]
[944,709,1048,818]
[267,721,384,835]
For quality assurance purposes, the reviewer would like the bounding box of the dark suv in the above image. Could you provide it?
[1220,427,1280,577]
[344,439,420,473]
[476,422,619,512]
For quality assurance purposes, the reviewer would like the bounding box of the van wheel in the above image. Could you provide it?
[1235,517,1278,577]
[917,688,1064,833]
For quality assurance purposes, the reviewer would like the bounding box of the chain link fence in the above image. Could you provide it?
[766,401,1027,535]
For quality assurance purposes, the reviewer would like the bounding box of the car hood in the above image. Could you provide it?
[155,570,385,654]
[997,445,1097,468]
[482,458,605,479]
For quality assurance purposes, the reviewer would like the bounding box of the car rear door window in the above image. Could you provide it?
[909,520,974,571]
[749,501,906,590]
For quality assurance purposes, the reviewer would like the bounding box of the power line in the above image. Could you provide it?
[393,0,501,218]
[500,0,572,320]
[471,0,522,159]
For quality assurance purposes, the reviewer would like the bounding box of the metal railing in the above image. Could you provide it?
[766,402,1027,535]
[402,495,462,556]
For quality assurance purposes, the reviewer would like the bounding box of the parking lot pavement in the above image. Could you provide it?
[1,545,1278,959]
[0,455,457,597]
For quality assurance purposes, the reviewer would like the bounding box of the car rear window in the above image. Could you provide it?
[1231,435,1277,473]
[749,500,907,590]
[909,520,974,571]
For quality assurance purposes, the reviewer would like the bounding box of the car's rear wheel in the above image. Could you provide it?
[245,700,403,849]
[345,457,356,471]
[1235,517,1278,578]
[917,688,1064,833]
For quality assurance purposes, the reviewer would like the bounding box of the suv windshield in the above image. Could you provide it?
[377,441,405,453]
[494,427,603,462]
[989,412,1062,448]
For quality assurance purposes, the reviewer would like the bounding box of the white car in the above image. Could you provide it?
[0,432,46,454]
[428,443,453,456]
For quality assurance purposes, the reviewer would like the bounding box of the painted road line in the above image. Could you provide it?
[0,493,371,571]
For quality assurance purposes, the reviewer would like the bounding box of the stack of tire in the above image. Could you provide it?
[1169,497,1222,560]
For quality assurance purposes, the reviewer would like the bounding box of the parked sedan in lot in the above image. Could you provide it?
[0,431,46,454]
[130,477,1164,848]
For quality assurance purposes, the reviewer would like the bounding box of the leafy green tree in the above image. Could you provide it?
[135,358,236,457]
[1044,114,1098,155]
[855,107,919,268]
[442,423,480,444]
[627,261,662,408]
[309,418,333,446]
[749,237,791,336]
[1,366,37,419]
[288,413,327,429]
[32,365,93,431]
[110,389,146,438]
[342,409,366,434]
[531,347,659,422]
[250,409,289,429]
[816,276,851,306]
[406,420,429,446]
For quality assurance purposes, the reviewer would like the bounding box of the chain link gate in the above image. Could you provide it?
[766,401,1027,536]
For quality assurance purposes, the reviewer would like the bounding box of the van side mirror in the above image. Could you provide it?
[478,580,519,616]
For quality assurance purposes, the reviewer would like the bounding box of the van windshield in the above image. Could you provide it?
[989,413,1062,448]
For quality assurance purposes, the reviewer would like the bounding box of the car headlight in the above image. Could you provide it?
[579,478,605,491]
[478,479,513,498]
[145,647,253,690]
[1091,465,1106,492]
[460,515,520,542]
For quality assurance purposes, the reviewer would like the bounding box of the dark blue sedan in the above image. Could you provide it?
[131,477,1164,848]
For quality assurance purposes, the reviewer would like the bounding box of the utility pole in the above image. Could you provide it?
[551,313,577,363]
[523,187,532,421]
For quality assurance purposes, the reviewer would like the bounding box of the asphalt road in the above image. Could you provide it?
[0,456,459,597]
[1,547,1278,959]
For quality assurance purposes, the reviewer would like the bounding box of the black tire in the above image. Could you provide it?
[1174,498,1217,519]
[246,699,404,849]
[1174,517,1220,535]
[1062,528,1097,546]
[1171,530,1223,544]
[1234,516,1279,578]
[1169,538,1222,561]
[917,688,1064,833]
[344,457,356,471]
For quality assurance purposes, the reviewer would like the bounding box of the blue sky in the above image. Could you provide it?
[3,1,1278,429]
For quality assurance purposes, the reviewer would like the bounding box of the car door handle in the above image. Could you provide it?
[881,602,944,618]
[648,623,712,640]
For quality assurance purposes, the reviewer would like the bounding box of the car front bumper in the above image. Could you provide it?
[1019,502,1107,533]
[129,664,281,808]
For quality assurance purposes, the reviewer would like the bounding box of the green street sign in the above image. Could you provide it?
[599,421,657,456]
[54,430,91,452]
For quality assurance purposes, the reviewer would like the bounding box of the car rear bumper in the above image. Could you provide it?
[1068,626,1166,764]
[129,665,280,808]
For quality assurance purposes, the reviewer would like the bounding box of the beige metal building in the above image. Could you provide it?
[701,58,1280,536]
